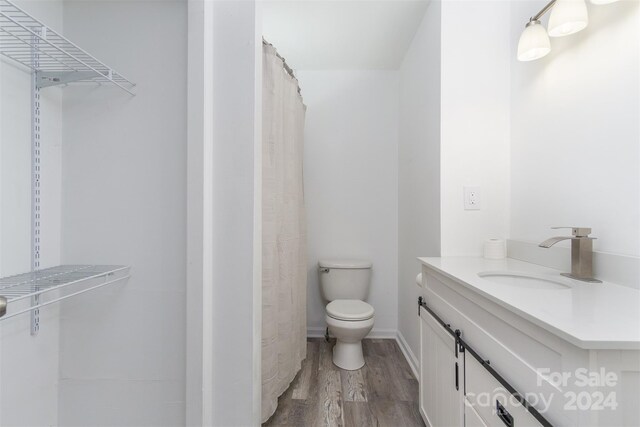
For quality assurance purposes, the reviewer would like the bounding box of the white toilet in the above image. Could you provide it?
[319,259,374,370]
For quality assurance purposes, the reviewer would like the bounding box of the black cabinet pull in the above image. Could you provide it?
[496,401,514,427]
[455,362,459,390]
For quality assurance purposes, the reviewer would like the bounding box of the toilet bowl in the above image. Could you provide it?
[325,299,374,370]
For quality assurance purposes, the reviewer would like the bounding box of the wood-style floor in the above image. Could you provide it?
[263,338,425,427]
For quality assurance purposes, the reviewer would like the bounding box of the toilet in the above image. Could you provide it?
[319,259,374,370]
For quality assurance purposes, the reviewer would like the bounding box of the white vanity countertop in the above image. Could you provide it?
[418,257,640,350]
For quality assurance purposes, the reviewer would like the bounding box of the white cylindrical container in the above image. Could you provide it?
[484,238,506,259]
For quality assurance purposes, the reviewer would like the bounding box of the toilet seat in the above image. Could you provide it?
[326,299,374,321]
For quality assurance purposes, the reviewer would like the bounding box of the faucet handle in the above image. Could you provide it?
[551,227,592,237]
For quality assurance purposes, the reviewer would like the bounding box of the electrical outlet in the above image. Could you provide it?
[464,186,481,210]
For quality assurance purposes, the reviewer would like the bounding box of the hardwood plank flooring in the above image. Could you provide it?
[263,338,424,427]
[340,369,367,402]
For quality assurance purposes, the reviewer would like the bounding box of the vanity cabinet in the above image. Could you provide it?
[420,303,543,427]
[417,258,640,427]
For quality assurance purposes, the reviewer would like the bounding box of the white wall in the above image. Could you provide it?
[440,0,511,257]
[186,1,263,425]
[0,75,63,424]
[262,0,429,70]
[58,1,187,425]
[397,0,441,366]
[0,1,63,425]
[396,0,511,364]
[510,0,640,257]
[298,70,399,336]
[185,0,207,424]
[207,1,262,424]
[0,54,31,278]
[0,0,63,277]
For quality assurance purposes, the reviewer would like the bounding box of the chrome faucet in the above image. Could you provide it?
[539,227,601,283]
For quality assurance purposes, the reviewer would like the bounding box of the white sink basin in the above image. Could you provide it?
[477,271,572,290]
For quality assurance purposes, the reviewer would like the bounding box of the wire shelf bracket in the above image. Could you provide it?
[0,0,135,94]
[30,34,41,334]
[0,265,131,322]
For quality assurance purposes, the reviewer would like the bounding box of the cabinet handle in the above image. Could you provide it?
[496,401,514,427]
[455,362,459,390]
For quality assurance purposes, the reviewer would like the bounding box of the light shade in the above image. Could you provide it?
[590,0,620,4]
[548,0,589,37]
[517,20,551,62]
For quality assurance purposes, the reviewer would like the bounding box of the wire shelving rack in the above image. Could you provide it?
[0,0,135,94]
[0,265,130,321]
[0,1,133,330]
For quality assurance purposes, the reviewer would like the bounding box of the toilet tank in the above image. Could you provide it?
[318,259,372,301]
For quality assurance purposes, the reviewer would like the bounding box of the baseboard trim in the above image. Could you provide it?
[367,328,397,339]
[307,327,420,381]
[307,327,397,339]
[307,327,326,338]
[396,330,419,380]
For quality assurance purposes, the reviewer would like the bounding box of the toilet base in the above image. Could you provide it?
[325,314,374,371]
[332,340,365,370]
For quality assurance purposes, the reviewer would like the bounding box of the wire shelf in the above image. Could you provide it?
[0,265,130,321]
[0,0,135,94]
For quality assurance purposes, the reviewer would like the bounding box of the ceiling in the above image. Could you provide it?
[262,0,430,71]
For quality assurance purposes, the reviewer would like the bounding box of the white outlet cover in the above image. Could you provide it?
[464,186,481,210]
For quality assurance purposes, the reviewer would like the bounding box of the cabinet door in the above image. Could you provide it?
[465,352,542,427]
[465,398,489,427]
[420,305,463,427]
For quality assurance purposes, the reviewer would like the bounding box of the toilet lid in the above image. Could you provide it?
[327,299,374,321]
[318,259,372,269]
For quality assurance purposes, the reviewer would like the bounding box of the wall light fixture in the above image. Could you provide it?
[517,0,620,61]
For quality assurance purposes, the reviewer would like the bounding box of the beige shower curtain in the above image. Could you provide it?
[261,42,307,423]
